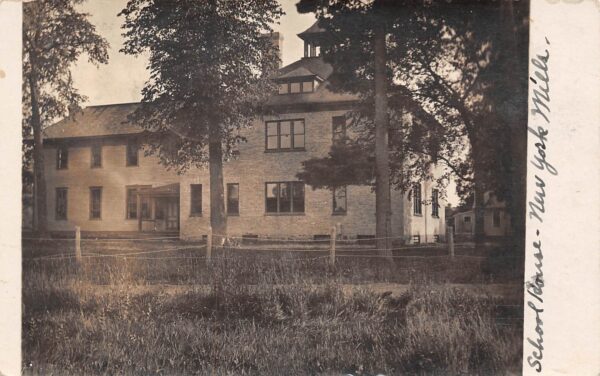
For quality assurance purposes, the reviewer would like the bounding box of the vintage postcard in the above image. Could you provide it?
[0,0,598,375]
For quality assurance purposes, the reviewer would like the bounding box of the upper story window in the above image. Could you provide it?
[55,187,68,220]
[304,41,320,57]
[413,184,422,216]
[91,144,102,168]
[332,116,347,145]
[266,119,305,151]
[266,182,305,214]
[278,80,315,95]
[126,139,139,166]
[431,189,439,218]
[56,146,68,170]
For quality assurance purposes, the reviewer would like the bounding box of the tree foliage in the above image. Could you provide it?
[23,0,109,233]
[119,0,284,172]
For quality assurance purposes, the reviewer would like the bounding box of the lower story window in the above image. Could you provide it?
[227,183,239,215]
[332,186,347,215]
[190,184,202,216]
[55,187,68,220]
[266,182,304,214]
[89,187,102,219]
[126,186,151,219]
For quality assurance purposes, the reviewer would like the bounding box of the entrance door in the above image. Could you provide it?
[166,197,179,230]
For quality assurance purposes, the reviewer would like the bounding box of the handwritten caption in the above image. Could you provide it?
[526,36,555,373]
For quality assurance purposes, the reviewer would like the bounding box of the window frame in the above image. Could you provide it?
[91,143,102,168]
[277,80,315,95]
[89,186,102,220]
[55,187,68,220]
[56,146,68,170]
[413,184,422,216]
[431,189,440,218]
[265,181,305,214]
[492,209,501,227]
[332,115,347,145]
[264,119,305,152]
[226,183,240,216]
[332,186,347,215]
[126,139,139,167]
[125,185,151,220]
[190,184,203,217]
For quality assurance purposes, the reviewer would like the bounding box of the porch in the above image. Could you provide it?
[136,183,180,234]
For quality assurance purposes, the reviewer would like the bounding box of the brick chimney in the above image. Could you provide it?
[266,32,283,69]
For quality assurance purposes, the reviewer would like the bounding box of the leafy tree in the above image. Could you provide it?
[297,0,528,249]
[120,0,283,240]
[23,0,109,235]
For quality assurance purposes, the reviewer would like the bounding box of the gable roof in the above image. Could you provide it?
[276,66,321,80]
[43,102,141,140]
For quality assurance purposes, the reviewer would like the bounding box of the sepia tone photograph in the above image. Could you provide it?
[20,0,530,374]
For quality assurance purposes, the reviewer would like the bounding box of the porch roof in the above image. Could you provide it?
[137,183,180,197]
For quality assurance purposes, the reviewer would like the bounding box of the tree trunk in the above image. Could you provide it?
[471,140,486,249]
[373,23,393,255]
[208,124,227,244]
[30,74,48,237]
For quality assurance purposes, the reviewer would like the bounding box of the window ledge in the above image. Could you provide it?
[227,213,240,217]
[413,213,423,217]
[264,148,306,153]
[265,212,305,216]
[189,214,203,218]
[332,212,347,216]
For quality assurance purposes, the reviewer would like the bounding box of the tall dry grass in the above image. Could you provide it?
[22,247,523,375]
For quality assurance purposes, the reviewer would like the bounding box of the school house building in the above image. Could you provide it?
[40,24,446,243]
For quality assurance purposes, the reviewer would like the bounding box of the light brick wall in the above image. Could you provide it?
[43,108,445,241]
[44,139,180,233]
[180,109,401,239]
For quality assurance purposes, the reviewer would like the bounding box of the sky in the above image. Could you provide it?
[72,0,316,106]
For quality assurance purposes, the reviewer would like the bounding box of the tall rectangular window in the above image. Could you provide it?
[332,116,347,144]
[126,186,150,219]
[190,184,202,216]
[56,146,68,170]
[227,183,239,215]
[431,189,439,218]
[126,139,138,166]
[89,187,102,219]
[55,188,68,220]
[91,144,102,168]
[265,182,304,214]
[265,119,305,151]
[413,184,422,216]
[333,186,347,215]
[493,209,501,227]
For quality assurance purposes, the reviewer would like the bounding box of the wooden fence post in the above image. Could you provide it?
[330,225,336,266]
[206,226,212,265]
[75,226,82,262]
[447,225,455,259]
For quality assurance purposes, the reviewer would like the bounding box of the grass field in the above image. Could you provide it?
[22,238,524,375]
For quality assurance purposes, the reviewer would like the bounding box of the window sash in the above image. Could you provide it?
[265,182,305,213]
[55,188,68,220]
[413,184,422,215]
[227,183,239,215]
[265,120,305,151]
[56,147,68,169]
[89,187,102,219]
[126,140,139,166]
[126,188,138,219]
[333,186,347,214]
[91,144,102,168]
[332,116,347,144]
[431,189,439,217]
[190,184,202,216]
